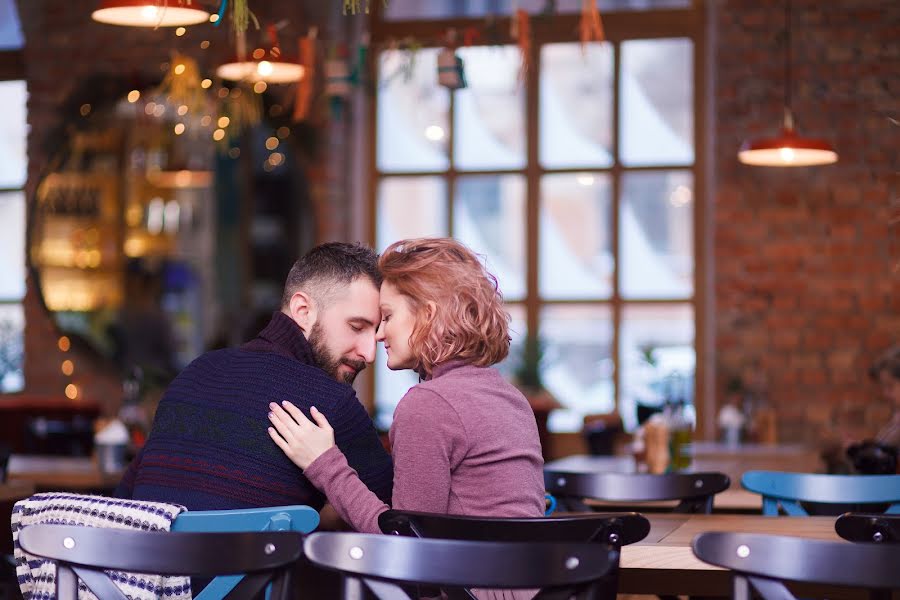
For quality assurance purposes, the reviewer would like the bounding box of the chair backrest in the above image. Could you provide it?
[378,509,650,547]
[741,471,900,516]
[171,505,319,600]
[18,524,302,600]
[304,531,619,600]
[544,470,730,514]
[691,531,900,600]
[835,512,900,544]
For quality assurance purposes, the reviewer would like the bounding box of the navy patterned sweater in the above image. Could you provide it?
[115,312,393,511]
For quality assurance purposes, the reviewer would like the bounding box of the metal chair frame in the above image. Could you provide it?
[17,524,303,600]
[544,470,730,514]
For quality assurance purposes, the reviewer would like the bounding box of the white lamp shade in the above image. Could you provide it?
[92,1,210,27]
[216,60,305,84]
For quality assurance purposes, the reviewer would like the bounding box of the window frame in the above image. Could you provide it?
[366,4,710,437]
[0,45,27,393]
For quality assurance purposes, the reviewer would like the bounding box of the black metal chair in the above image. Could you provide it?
[692,532,900,600]
[544,469,730,513]
[303,531,620,600]
[379,510,648,600]
[835,512,900,544]
[379,509,650,546]
[17,524,303,600]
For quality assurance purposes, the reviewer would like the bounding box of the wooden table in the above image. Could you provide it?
[546,446,823,512]
[619,514,844,595]
[7,454,124,492]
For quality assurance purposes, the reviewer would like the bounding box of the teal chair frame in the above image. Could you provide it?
[741,471,900,516]
[171,505,319,600]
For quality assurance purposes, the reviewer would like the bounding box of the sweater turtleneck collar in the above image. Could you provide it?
[243,311,317,366]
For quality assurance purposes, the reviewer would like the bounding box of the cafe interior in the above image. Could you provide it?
[0,0,898,598]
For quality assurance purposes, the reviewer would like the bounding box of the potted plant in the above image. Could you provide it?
[513,335,561,459]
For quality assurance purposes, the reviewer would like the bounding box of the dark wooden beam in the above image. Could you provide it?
[0,50,25,80]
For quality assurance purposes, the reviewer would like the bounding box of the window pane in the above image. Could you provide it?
[454,175,526,301]
[377,177,448,251]
[620,170,693,299]
[384,0,689,19]
[0,80,27,188]
[620,303,694,431]
[377,49,450,172]
[496,303,527,380]
[454,46,525,171]
[540,43,614,168]
[540,173,613,299]
[0,191,25,300]
[0,303,24,393]
[0,0,23,50]
[620,38,693,166]
[374,345,420,430]
[541,304,614,432]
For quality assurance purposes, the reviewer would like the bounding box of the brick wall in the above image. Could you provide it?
[14,0,351,413]
[713,0,899,442]
[12,1,898,441]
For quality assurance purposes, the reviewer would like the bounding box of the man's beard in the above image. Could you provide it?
[308,321,366,384]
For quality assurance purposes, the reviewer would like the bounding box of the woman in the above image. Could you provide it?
[267,237,545,533]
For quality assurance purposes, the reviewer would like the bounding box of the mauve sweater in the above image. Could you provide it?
[305,360,545,529]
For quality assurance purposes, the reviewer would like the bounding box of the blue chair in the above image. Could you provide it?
[741,471,900,516]
[172,505,319,600]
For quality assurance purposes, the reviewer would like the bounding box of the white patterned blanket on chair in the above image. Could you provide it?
[11,492,192,600]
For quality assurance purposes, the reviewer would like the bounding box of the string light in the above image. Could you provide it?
[177,105,188,116]
[228,147,241,159]
[200,115,212,127]
[200,40,210,49]
[61,360,74,376]
[127,90,140,103]
[268,152,284,166]
[80,104,92,116]
[253,81,267,93]
[174,123,185,135]
[201,78,212,89]
[65,384,78,400]
[209,13,219,23]
[174,63,186,75]
[265,136,279,150]
[213,128,225,141]
[276,126,290,139]
[58,337,70,352]
[175,26,186,36]
[217,116,230,128]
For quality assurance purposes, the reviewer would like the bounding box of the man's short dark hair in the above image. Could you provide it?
[281,242,382,308]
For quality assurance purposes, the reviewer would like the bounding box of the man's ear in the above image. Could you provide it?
[288,291,317,334]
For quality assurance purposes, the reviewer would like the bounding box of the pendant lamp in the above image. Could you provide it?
[738,0,837,167]
[92,1,210,27]
[216,58,305,84]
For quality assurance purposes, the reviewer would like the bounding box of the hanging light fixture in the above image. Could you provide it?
[738,0,837,167]
[217,45,305,84]
[92,1,210,28]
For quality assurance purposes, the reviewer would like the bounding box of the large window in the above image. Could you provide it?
[371,3,703,432]
[0,0,26,393]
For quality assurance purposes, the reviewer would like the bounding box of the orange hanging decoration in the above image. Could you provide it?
[514,9,532,82]
[579,0,605,50]
[293,28,317,122]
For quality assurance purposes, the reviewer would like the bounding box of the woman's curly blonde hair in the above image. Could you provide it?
[378,237,511,376]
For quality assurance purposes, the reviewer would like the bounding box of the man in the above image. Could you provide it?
[115,242,393,510]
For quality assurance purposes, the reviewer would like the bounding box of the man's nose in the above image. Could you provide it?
[358,332,377,364]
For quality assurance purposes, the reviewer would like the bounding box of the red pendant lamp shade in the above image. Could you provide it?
[738,0,837,167]
[739,109,838,167]
[92,0,210,27]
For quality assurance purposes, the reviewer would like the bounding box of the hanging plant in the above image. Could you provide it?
[155,53,207,118]
[292,28,318,122]
[579,0,605,49]
[342,0,388,15]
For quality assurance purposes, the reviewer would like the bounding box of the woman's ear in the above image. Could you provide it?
[425,300,437,321]
[288,291,317,334]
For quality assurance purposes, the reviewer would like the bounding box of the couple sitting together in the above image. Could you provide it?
[116,237,546,533]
